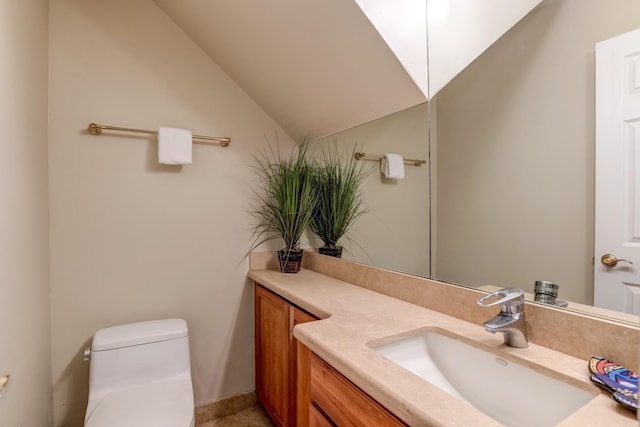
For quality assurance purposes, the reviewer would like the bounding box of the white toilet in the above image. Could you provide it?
[84,319,195,427]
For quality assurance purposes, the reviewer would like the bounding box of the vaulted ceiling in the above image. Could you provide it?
[152,1,544,140]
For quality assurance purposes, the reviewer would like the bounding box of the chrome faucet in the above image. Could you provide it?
[477,288,528,348]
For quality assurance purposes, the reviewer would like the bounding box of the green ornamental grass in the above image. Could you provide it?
[310,144,368,250]
[248,140,317,259]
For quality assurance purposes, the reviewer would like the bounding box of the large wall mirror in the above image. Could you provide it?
[315,0,640,326]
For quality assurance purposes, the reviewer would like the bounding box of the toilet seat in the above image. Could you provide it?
[85,379,194,427]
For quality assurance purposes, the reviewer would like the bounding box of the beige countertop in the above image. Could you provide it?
[249,268,637,427]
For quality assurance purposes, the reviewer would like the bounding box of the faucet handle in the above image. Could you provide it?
[477,288,525,309]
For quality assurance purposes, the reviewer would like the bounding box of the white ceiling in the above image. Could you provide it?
[354,0,428,96]
[427,0,543,96]
[152,0,426,140]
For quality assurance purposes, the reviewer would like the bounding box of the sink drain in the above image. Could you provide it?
[495,357,508,366]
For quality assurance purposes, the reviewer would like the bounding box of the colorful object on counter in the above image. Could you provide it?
[589,356,638,411]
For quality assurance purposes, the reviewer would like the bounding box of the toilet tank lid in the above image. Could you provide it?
[92,319,188,351]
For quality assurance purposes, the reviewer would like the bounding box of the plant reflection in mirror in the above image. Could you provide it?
[310,141,369,257]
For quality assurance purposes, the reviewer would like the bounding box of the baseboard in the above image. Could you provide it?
[195,391,259,424]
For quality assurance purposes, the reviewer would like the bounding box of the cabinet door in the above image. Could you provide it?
[255,285,290,427]
[293,308,317,426]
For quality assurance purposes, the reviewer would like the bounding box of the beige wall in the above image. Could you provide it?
[434,0,640,304]
[48,0,294,425]
[311,104,430,277]
[0,0,52,425]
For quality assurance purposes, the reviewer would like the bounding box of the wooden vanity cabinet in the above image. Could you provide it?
[255,282,406,427]
[254,283,317,427]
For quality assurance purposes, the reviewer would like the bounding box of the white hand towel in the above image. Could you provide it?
[158,127,192,165]
[381,153,405,179]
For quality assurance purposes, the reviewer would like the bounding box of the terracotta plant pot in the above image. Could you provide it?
[278,249,304,273]
[318,246,343,258]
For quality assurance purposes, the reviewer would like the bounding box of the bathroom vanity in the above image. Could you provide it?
[250,252,638,426]
[255,284,406,426]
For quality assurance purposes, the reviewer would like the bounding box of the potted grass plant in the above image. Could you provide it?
[310,144,368,258]
[248,140,316,273]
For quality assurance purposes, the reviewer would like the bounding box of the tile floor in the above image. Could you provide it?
[197,405,274,427]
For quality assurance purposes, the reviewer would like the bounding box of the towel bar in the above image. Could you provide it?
[354,152,426,166]
[87,123,231,147]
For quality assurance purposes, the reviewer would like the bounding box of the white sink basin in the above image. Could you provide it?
[369,330,597,427]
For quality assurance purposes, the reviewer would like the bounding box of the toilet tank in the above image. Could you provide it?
[88,319,192,394]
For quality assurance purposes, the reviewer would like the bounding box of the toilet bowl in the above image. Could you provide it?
[84,319,194,427]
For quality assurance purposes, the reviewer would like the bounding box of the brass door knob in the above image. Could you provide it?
[600,254,633,268]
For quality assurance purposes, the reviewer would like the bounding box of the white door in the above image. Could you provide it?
[594,28,640,315]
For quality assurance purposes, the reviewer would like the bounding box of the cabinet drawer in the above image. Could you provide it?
[309,403,335,427]
[310,354,407,427]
